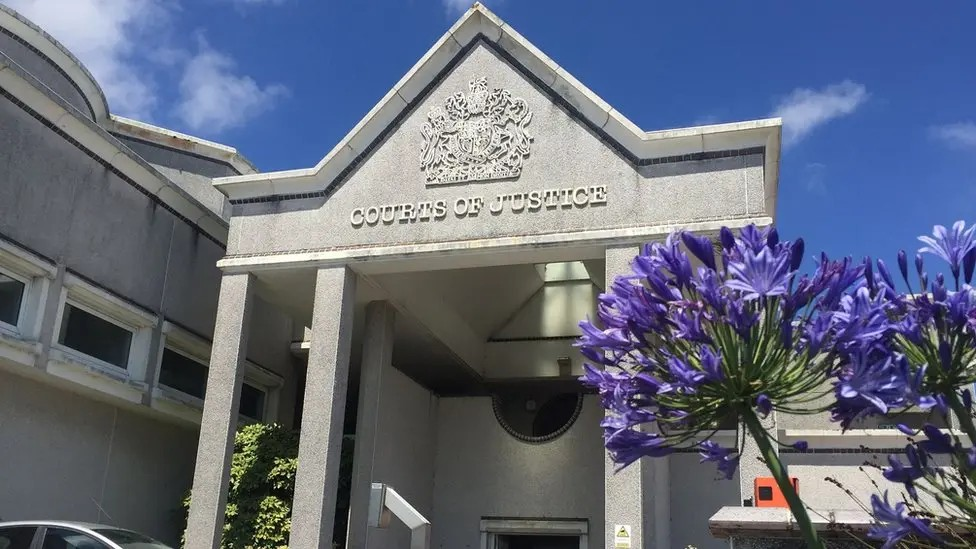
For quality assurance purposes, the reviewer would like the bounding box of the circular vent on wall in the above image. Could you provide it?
[491,386,584,443]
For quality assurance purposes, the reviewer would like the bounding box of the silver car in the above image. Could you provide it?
[0,522,173,549]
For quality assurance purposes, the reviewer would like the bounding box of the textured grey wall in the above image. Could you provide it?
[115,135,241,179]
[368,364,438,548]
[0,370,197,545]
[0,31,93,118]
[431,395,604,549]
[669,453,742,549]
[228,44,767,257]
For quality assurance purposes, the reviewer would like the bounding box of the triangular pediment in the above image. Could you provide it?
[214,3,779,203]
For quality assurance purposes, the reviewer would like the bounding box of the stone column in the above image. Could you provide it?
[184,273,255,549]
[738,413,778,505]
[289,266,358,549]
[346,301,396,549]
[603,245,670,549]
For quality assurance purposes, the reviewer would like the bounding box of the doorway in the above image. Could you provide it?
[496,534,580,549]
[480,519,588,549]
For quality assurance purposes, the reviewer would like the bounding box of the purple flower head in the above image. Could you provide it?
[681,231,717,272]
[791,440,808,451]
[727,300,759,339]
[578,319,631,350]
[876,259,895,290]
[966,248,976,284]
[667,355,706,391]
[580,364,630,408]
[700,346,724,382]
[832,352,923,430]
[738,224,770,253]
[789,238,805,272]
[868,491,942,549]
[673,309,712,344]
[604,428,672,470]
[767,227,780,248]
[719,227,736,251]
[919,220,976,285]
[897,250,909,284]
[756,394,772,418]
[698,440,739,480]
[726,248,792,300]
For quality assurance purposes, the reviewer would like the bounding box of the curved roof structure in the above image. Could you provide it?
[0,3,110,122]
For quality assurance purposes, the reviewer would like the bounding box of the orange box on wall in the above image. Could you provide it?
[754,477,799,508]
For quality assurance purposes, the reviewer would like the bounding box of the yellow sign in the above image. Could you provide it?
[613,524,631,548]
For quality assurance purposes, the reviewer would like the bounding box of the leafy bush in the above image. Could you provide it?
[182,424,355,549]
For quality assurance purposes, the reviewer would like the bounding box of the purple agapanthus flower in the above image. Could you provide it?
[919,220,976,284]
[698,440,739,480]
[868,491,942,549]
[578,223,861,484]
[725,248,793,300]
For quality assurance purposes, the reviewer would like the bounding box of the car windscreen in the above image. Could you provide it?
[91,529,173,549]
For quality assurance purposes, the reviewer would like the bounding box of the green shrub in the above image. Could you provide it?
[182,424,355,549]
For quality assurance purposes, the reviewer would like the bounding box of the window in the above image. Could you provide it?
[0,526,36,549]
[58,304,133,368]
[92,528,171,549]
[159,348,207,399]
[240,382,267,421]
[42,528,109,549]
[0,273,25,327]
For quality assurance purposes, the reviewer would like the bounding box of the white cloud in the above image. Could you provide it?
[771,80,868,147]
[930,122,976,149]
[175,36,287,133]
[802,162,827,194]
[2,0,286,134]
[2,0,169,119]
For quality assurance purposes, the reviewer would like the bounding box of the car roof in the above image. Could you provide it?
[0,521,118,530]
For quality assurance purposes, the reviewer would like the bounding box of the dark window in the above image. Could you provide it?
[58,304,132,368]
[159,348,208,399]
[0,526,37,549]
[492,385,584,442]
[42,528,109,549]
[0,274,25,327]
[92,528,172,549]
[240,382,266,421]
[758,486,774,501]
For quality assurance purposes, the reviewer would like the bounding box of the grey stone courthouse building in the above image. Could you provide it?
[0,3,916,548]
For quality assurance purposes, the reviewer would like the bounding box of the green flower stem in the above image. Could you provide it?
[944,390,976,446]
[742,412,824,549]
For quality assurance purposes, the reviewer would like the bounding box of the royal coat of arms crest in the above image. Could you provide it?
[420,77,533,185]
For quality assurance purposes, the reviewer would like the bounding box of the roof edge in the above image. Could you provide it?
[0,53,229,245]
[213,3,782,201]
[107,115,259,176]
[0,3,109,122]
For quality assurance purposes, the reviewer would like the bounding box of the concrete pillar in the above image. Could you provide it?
[738,413,778,505]
[603,245,670,549]
[184,273,255,549]
[346,301,396,549]
[289,266,358,549]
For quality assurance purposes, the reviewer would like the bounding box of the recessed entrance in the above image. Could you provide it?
[497,534,580,549]
[481,519,588,549]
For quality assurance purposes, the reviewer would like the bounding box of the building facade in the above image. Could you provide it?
[0,4,300,545]
[0,3,930,549]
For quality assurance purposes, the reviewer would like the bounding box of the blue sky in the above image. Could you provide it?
[5,0,975,271]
